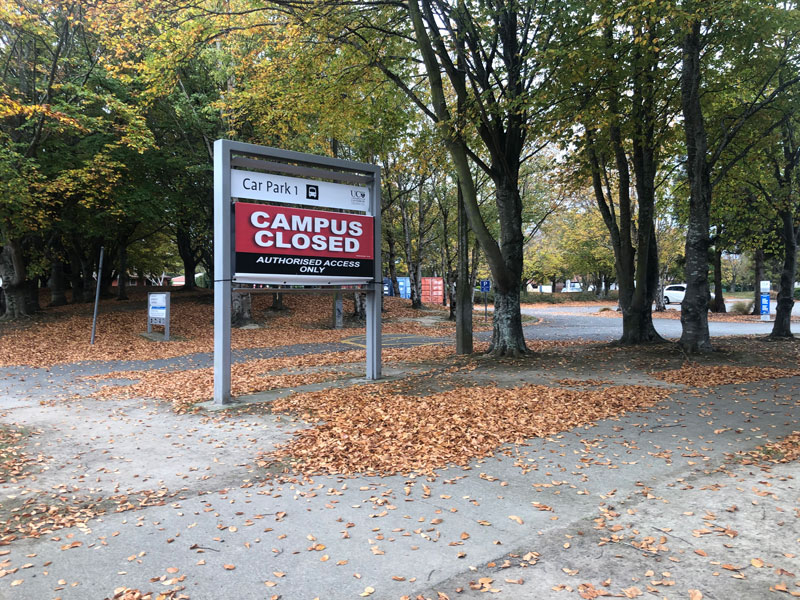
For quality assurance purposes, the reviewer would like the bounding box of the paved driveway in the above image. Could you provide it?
[516,305,781,342]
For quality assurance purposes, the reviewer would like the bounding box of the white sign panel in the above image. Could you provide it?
[231,169,369,212]
[149,293,167,319]
[760,280,770,293]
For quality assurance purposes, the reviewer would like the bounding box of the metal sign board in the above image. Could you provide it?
[231,169,369,212]
[234,202,374,285]
[149,293,168,319]
[480,279,491,293]
[214,140,382,405]
[147,292,170,340]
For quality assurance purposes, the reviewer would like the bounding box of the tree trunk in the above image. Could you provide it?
[80,255,95,303]
[470,244,479,305]
[176,226,198,292]
[99,247,114,298]
[441,243,451,312]
[455,184,473,354]
[490,287,525,356]
[270,292,285,311]
[353,292,366,320]
[231,292,252,327]
[620,225,663,344]
[117,243,129,300]
[410,263,422,309]
[331,292,343,329]
[654,274,666,312]
[752,248,765,315]
[585,128,636,334]
[679,22,713,353]
[0,240,30,319]
[1,285,28,319]
[487,175,527,356]
[400,202,423,309]
[25,279,40,314]
[710,247,726,313]
[182,261,197,291]
[66,245,85,303]
[386,227,400,296]
[770,211,797,338]
[48,260,68,307]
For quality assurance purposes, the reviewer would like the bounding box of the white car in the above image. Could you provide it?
[663,284,686,304]
[663,284,714,304]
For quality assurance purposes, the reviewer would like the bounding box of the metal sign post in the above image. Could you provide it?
[213,140,382,405]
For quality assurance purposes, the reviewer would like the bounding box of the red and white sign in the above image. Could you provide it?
[234,202,374,284]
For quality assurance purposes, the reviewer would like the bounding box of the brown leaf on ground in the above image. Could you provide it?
[258,383,671,475]
[0,292,460,368]
[733,431,800,465]
[653,364,800,387]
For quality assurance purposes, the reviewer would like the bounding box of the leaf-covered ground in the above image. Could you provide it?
[0,289,484,367]
[1,292,799,599]
[260,383,672,475]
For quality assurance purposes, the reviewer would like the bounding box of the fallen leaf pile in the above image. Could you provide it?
[734,431,800,465]
[88,350,364,411]
[259,384,672,475]
[87,340,592,412]
[0,290,457,367]
[653,364,800,387]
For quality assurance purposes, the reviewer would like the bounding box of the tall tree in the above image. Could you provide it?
[559,0,682,344]
[678,0,800,352]
[1,0,152,318]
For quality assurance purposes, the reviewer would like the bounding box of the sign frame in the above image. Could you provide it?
[214,140,382,405]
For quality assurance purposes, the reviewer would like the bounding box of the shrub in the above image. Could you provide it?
[730,300,754,315]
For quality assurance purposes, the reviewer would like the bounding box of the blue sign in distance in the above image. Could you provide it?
[760,293,770,314]
[480,279,491,293]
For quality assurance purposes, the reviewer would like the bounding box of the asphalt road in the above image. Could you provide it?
[517,305,780,342]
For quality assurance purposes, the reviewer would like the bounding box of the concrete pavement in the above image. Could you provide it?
[0,313,798,600]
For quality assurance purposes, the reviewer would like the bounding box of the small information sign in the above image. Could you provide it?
[480,279,491,321]
[760,281,770,322]
[148,292,170,340]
